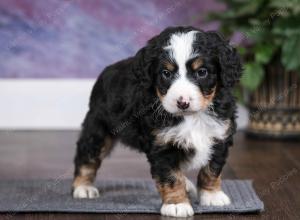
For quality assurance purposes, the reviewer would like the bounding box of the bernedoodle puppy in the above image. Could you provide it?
[72,26,242,217]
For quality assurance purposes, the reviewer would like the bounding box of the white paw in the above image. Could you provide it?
[200,190,230,206]
[73,185,99,199]
[160,202,194,217]
[185,177,197,196]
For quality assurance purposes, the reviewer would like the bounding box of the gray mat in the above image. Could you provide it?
[0,179,264,214]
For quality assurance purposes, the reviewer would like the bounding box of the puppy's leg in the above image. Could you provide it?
[73,111,113,199]
[198,165,230,206]
[154,170,194,217]
[185,176,197,197]
[198,138,231,206]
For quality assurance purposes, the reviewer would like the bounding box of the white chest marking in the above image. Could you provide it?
[156,112,229,170]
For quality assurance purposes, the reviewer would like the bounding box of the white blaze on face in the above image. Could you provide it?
[162,31,204,114]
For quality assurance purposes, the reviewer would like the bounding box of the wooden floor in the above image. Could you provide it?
[0,131,299,220]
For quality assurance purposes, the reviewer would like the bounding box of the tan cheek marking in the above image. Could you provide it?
[192,57,203,70]
[200,87,216,109]
[156,87,164,102]
[73,164,98,188]
[155,172,189,204]
[197,166,221,192]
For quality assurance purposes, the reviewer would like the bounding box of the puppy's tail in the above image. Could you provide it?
[185,177,197,197]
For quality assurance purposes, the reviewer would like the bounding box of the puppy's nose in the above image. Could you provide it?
[177,97,190,110]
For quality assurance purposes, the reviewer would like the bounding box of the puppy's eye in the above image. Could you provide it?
[195,67,208,79]
[161,70,171,79]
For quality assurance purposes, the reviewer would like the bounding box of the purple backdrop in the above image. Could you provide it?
[0,0,224,78]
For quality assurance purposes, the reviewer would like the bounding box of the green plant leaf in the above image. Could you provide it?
[237,46,247,56]
[269,0,300,14]
[232,0,262,17]
[233,86,245,104]
[273,16,300,37]
[241,62,264,91]
[254,44,277,64]
[208,0,260,20]
[282,35,300,71]
[240,26,269,42]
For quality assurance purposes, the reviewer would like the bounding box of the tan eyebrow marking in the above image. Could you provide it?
[191,57,203,70]
[163,61,176,72]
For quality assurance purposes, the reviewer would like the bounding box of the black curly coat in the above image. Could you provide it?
[73,26,242,191]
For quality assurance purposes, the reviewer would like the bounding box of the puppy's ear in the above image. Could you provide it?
[206,32,242,88]
[133,35,161,89]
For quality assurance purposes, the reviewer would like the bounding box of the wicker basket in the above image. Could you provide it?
[246,64,300,139]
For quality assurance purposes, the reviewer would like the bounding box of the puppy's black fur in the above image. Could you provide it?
[74,26,242,188]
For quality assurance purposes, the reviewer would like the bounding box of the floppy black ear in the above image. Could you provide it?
[133,35,161,89]
[206,32,242,88]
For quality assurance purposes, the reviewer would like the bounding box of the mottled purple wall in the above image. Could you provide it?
[0,0,224,78]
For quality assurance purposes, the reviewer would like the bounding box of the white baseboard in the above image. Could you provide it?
[0,79,248,130]
[0,79,94,129]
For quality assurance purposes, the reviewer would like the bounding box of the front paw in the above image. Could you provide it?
[160,202,194,217]
[73,185,99,199]
[199,190,230,206]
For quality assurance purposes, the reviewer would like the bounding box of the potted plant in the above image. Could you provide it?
[208,0,300,139]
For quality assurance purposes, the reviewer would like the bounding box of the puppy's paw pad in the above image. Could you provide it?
[160,202,194,217]
[200,190,230,206]
[73,185,99,199]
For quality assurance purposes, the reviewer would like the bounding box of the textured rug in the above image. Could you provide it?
[0,179,264,214]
